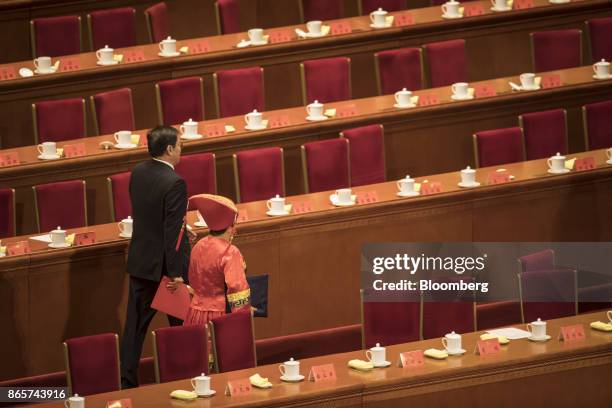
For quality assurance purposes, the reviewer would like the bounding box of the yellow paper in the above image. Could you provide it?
[468,88,475,97]
[459,7,465,15]
[411,95,419,104]
[414,183,421,192]
[56,148,64,157]
[321,25,331,35]
[590,321,612,332]
[424,348,448,359]
[53,60,60,70]
[480,333,509,345]
[508,0,514,6]
[565,158,576,170]
[130,134,140,145]
[535,77,542,87]
[225,125,236,133]
[0,246,6,255]
[170,390,198,401]
[261,119,269,127]
[348,359,374,371]
[263,35,270,42]
[385,15,395,25]
[66,233,75,246]
[249,373,272,388]
[179,46,189,54]
[113,54,124,63]
[324,109,336,117]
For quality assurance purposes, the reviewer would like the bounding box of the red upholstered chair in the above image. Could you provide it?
[518,249,555,273]
[340,124,385,186]
[214,67,264,118]
[374,48,424,95]
[155,77,205,125]
[87,7,136,50]
[530,29,582,72]
[587,17,612,62]
[299,0,342,22]
[422,299,476,340]
[300,57,351,104]
[519,109,568,160]
[91,88,136,135]
[215,0,240,35]
[33,180,87,232]
[32,98,86,144]
[578,284,612,314]
[301,138,350,193]
[30,16,81,58]
[0,189,16,238]
[518,269,577,323]
[423,39,467,88]
[152,325,208,382]
[359,0,407,14]
[233,147,285,203]
[175,153,217,208]
[473,127,525,168]
[144,2,170,43]
[361,290,420,348]
[210,311,256,373]
[582,100,612,150]
[63,333,120,396]
[476,301,522,330]
[107,172,132,222]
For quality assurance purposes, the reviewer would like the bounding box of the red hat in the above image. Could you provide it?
[189,194,238,231]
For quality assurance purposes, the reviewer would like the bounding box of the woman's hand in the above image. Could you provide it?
[166,277,184,293]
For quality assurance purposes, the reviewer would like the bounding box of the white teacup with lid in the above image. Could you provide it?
[520,73,537,89]
[397,175,417,196]
[442,0,461,17]
[267,194,286,214]
[306,20,322,35]
[607,310,612,323]
[279,357,301,380]
[547,152,566,173]
[306,100,325,119]
[191,373,212,396]
[394,88,413,107]
[114,130,132,146]
[34,56,53,73]
[96,45,114,65]
[451,82,469,99]
[180,118,199,138]
[248,28,265,44]
[64,394,84,408]
[606,148,612,165]
[527,318,547,340]
[50,226,66,247]
[366,343,387,366]
[460,166,477,186]
[442,331,462,353]
[335,188,352,204]
[118,216,133,237]
[245,110,263,129]
[593,59,611,79]
[159,36,177,55]
[370,8,388,27]
[37,141,57,158]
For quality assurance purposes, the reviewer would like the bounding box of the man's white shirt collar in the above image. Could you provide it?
[153,158,174,170]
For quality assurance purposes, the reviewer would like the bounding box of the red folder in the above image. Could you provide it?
[151,276,191,320]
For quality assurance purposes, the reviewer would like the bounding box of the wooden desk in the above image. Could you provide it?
[26,312,612,407]
[0,0,609,149]
[1,149,611,380]
[1,65,611,235]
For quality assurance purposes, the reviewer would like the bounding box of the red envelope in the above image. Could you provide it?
[540,74,562,89]
[124,50,145,63]
[225,379,252,396]
[60,57,81,72]
[0,66,16,81]
[356,191,379,204]
[0,152,20,167]
[7,241,31,256]
[418,93,439,106]
[421,182,442,195]
[514,0,534,9]
[330,21,352,35]
[63,143,86,158]
[336,105,358,118]
[559,324,586,342]
[394,12,414,26]
[151,276,190,320]
[476,338,501,355]
[268,115,291,128]
[464,4,485,16]
[474,83,497,98]
[308,364,336,382]
[188,40,210,54]
[399,350,424,368]
[268,29,293,43]
[292,201,313,214]
[204,124,226,137]
[488,171,511,185]
[74,232,96,246]
[575,157,596,171]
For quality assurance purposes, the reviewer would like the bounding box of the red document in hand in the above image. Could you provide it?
[151,276,190,320]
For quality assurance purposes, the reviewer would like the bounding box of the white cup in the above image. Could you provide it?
[159,36,177,55]
[452,82,469,98]
[114,130,132,146]
[180,118,198,137]
[266,194,285,213]
[245,110,263,128]
[306,20,322,35]
[397,175,415,193]
[395,88,413,107]
[527,318,547,339]
[248,28,264,43]
[34,56,52,72]
[306,100,324,118]
[442,1,461,17]
[336,188,352,203]
[37,141,57,157]
[191,373,211,395]
[606,148,612,162]
[64,394,84,408]
[441,331,462,353]
[491,0,508,9]
[50,226,66,246]
[520,73,536,89]
[370,8,388,27]
[118,216,133,237]
[607,310,612,323]
[278,358,300,379]
[461,166,476,185]
[547,152,566,173]
[365,343,386,365]
[593,59,610,78]
[196,211,206,226]
[96,45,114,64]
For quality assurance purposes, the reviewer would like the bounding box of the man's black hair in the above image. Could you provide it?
[147,126,178,157]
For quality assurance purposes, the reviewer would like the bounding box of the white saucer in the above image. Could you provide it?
[194,221,207,228]
[547,168,570,174]
[96,60,119,66]
[394,103,416,109]
[35,67,58,75]
[306,115,328,122]
[330,194,356,207]
[38,154,61,160]
[19,68,34,77]
[114,143,138,149]
[549,0,570,3]
[593,74,612,80]
[280,374,305,382]
[458,181,481,188]
[370,23,392,29]
[442,14,463,19]
[451,94,474,101]
[236,40,251,48]
[302,31,326,38]
[266,210,290,217]
[528,334,551,342]
[491,6,512,11]
[158,51,181,57]
[521,85,541,91]
[447,348,467,356]
[373,360,392,368]
[250,40,268,46]
[397,191,420,197]
[196,390,216,397]
[607,159,612,165]
[119,233,132,239]
[245,124,267,131]
[49,242,70,249]
[180,134,203,140]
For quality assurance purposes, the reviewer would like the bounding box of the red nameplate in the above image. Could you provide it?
[399,350,424,368]
[330,21,352,35]
[540,74,562,89]
[188,40,210,54]
[204,124,226,137]
[63,143,86,158]
[419,93,440,106]
[308,363,336,382]
[475,338,501,355]
[60,57,81,72]
[268,29,293,44]
[74,232,96,246]
[356,191,379,204]
[0,152,20,167]
[107,398,132,408]
[394,12,414,26]
[7,241,31,256]
[268,115,291,128]
[336,105,358,118]
[139,136,148,147]
[0,66,16,81]
[124,50,145,63]
[224,379,252,396]
[292,201,313,214]
[474,83,497,98]
[237,209,249,223]
[559,324,586,342]
[514,0,534,9]
[488,171,511,185]
[574,157,596,171]
[464,4,485,16]
[420,182,442,195]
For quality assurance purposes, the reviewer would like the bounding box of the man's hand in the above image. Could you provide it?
[166,277,184,293]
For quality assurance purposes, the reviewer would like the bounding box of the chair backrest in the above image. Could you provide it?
[63,333,120,396]
[301,138,350,193]
[33,180,87,232]
[91,88,135,135]
[155,77,204,125]
[582,100,612,150]
[519,268,577,322]
[107,172,132,222]
[473,127,525,168]
[299,0,342,22]
[341,124,385,186]
[586,17,612,62]
[374,47,424,95]
[175,153,217,206]
[210,311,256,373]
[519,109,567,160]
[233,147,285,203]
[421,277,476,339]
[518,249,555,273]
[32,98,86,144]
[214,67,264,118]
[300,57,351,104]
[530,29,582,72]
[31,15,81,58]
[423,39,467,87]
[144,2,170,43]
[153,325,208,382]
[87,7,136,50]
[360,0,406,14]
[0,188,16,238]
[361,290,420,348]
[216,0,240,34]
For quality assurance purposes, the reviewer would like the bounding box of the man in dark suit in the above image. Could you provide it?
[120,126,191,388]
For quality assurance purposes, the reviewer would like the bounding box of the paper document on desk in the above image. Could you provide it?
[486,327,531,340]
[29,234,52,243]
